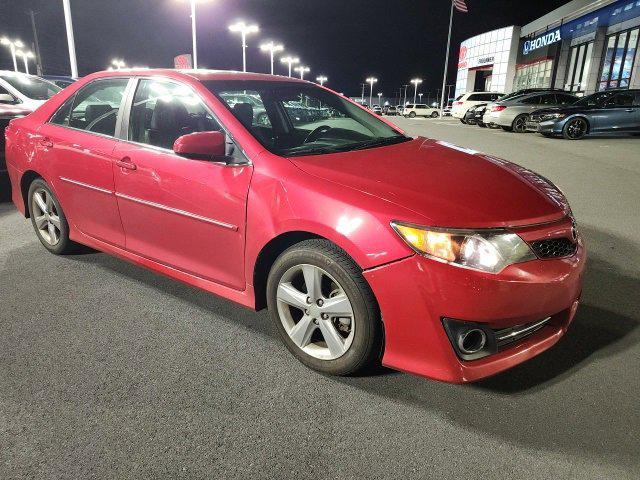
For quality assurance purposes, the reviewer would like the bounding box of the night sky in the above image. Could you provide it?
[1,0,568,99]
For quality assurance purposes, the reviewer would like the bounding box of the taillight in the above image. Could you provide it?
[491,105,506,112]
[453,101,463,106]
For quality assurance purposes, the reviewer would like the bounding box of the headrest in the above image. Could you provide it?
[233,103,254,128]
[150,99,189,132]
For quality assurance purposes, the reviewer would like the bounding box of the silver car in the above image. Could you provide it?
[483,91,577,132]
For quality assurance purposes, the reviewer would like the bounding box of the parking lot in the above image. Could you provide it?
[1,116,639,479]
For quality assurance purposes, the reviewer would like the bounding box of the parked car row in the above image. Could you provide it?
[453,87,640,140]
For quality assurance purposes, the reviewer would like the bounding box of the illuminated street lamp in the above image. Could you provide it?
[110,59,126,70]
[62,0,78,78]
[294,65,310,80]
[228,21,259,72]
[280,56,299,77]
[366,77,377,107]
[260,41,284,75]
[1,37,23,72]
[316,75,327,86]
[418,93,423,103]
[411,78,423,104]
[15,50,35,74]
[182,0,210,69]
[377,92,382,105]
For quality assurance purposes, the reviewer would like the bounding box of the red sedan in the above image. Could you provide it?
[5,70,585,383]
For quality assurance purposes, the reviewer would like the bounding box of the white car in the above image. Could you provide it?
[451,92,502,122]
[403,103,439,118]
[0,71,61,111]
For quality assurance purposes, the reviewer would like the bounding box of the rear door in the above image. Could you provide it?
[595,91,637,132]
[112,77,253,290]
[37,77,130,247]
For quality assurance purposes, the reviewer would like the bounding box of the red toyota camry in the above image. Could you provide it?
[5,70,585,383]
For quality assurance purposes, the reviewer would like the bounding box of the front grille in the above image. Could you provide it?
[530,237,576,259]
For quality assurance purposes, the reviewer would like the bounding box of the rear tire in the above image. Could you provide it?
[266,239,382,376]
[430,111,439,118]
[27,178,77,255]
[409,112,416,118]
[477,121,487,128]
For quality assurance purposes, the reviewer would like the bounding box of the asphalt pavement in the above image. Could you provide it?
[1,117,639,479]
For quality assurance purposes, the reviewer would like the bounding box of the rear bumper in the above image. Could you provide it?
[364,223,585,383]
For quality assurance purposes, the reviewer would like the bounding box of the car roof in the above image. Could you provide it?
[83,68,308,84]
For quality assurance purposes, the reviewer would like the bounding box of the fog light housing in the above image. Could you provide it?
[442,318,497,361]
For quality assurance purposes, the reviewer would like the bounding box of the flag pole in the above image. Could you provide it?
[439,1,454,112]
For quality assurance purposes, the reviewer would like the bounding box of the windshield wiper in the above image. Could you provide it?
[345,135,409,151]
[285,146,343,157]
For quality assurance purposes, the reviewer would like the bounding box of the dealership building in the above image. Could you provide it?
[454,0,640,97]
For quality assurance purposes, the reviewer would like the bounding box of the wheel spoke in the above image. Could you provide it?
[45,192,53,211]
[318,321,346,357]
[302,265,322,299]
[47,222,58,244]
[49,214,61,229]
[320,293,353,318]
[289,315,316,348]
[34,192,47,213]
[34,214,48,229]
[277,282,308,310]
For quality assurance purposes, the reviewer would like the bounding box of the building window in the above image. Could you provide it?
[565,42,594,92]
[514,59,554,90]
[599,27,639,90]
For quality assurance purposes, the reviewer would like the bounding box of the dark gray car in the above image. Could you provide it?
[526,89,640,139]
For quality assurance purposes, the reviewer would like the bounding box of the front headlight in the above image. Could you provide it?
[391,222,536,274]
[541,112,566,121]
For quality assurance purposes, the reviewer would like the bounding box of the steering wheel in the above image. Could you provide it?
[303,125,332,143]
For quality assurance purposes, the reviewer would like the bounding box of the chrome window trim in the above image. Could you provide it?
[121,75,252,166]
[115,192,238,231]
[59,176,114,195]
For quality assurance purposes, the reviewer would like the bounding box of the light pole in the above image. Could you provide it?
[280,56,299,77]
[377,92,382,106]
[62,0,78,78]
[366,77,377,107]
[185,0,209,69]
[260,41,284,75]
[418,93,423,103]
[16,50,35,74]
[316,75,327,86]
[228,21,259,72]
[402,84,408,105]
[1,38,23,72]
[110,59,126,70]
[410,78,422,104]
[294,65,310,80]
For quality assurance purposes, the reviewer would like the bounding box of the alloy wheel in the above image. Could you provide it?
[513,115,528,133]
[566,118,587,139]
[276,263,355,360]
[32,188,61,246]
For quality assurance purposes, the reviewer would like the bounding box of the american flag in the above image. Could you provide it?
[453,0,468,13]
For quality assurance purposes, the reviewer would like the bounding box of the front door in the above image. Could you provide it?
[38,77,130,247]
[113,78,252,290]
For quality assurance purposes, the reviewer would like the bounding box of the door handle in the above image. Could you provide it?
[116,157,137,170]
[40,137,53,148]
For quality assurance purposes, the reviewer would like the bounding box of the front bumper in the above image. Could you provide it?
[364,218,585,383]
[526,119,564,134]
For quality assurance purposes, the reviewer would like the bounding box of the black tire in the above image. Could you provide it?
[512,114,529,133]
[477,121,487,128]
[430,111,439,118]
[466,118,477,125]
[562,117,588,140]
[501,125,513,132]
[409,111,416,118]
[266,239,382,376]
[459,118,467,124]
[27,178,76,255]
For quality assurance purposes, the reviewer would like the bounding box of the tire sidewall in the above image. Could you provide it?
[512,114,528,133]
[563,118,587,140]
[27,179,72,254]
[266,244,379,375]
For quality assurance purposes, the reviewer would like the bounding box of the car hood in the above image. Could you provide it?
[290,137,569,228]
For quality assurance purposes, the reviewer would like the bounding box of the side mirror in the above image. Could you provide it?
[173,131,228,162]
[0,93,17,104]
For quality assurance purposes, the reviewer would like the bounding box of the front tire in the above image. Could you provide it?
[27,179,76,255]
[266,239,382,376]
[563,117,588,140]
[501,125,513,132]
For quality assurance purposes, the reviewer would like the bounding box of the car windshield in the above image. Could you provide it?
[0,74,61,100]
[572,91,615,107]
[205,80,407,157]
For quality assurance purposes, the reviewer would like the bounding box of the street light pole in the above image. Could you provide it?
[62,0,78,78]
[294,65,309,80]
[419,93,423,103]
[377,92,382,106]
[402,84,408,105]
[316,75,327,86]
[0,38,22,72]
[410,78,422,104]
[28,10,43,76]
[280,56,299,77]
[16,50,34,74]
[366,77,377,107]
[190,0,198,68]
[229,21,259,72]
[260,42,284,75]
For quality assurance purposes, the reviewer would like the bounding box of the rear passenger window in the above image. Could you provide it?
[128,79,221,150]
[521,95,541,105]
[51,78,128,136]
[540,94,557,105]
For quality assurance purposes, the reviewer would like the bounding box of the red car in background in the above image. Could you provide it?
[5,69,585,383]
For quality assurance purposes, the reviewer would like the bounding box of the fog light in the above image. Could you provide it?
[457,328,487,354]
[442,318,497,361]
